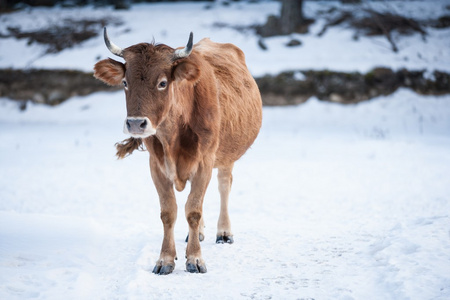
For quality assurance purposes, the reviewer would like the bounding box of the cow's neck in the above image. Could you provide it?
[153,79,220,191]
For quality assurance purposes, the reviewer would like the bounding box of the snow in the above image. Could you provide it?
[0,1,450,75]
[1,1,450,299]
[1,88,450,299]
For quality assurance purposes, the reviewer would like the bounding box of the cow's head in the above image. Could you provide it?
[94,28,200,138]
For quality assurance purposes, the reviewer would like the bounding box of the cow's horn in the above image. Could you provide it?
[103,27,124,58]
[173,32,193,60]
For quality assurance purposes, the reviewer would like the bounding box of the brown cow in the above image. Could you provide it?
[94,28,262,275]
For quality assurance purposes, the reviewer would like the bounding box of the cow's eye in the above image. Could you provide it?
[158,80,167,90]
[122,80,128,89]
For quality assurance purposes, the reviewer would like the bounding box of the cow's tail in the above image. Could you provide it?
[115,137,144,159]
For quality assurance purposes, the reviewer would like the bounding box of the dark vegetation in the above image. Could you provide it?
[0,18,122,54]
[257,69,450,106]
[0,69,119,109]
[317,8,428,53]
[1,68,449,109]
[258,3,449,52]
[0,0,213,12]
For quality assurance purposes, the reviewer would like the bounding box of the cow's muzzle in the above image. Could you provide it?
[123,117,156,138]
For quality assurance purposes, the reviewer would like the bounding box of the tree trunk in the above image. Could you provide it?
[280,0,304,35]
[257,0,311,37]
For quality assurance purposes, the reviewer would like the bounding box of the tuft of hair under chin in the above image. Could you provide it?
[115,137,145,159]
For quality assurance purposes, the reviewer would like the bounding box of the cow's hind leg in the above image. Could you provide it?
[150,157,177,275]
[185,217,205,242]
[216,164,234,244]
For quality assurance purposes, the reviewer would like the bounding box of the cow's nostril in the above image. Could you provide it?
[125,118,150,135]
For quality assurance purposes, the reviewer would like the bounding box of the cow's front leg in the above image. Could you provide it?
[185,160,213,273]
[150,157,177,275]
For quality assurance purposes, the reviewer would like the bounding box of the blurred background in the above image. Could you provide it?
[1,0,449,107]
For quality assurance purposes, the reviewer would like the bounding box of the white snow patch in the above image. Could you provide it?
[293,71,307,81]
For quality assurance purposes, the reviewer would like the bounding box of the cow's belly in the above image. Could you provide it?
[214,100,262,167]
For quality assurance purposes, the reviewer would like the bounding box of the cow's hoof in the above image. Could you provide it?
[152,263,175,275]
[185,233,205,243]
[186,259,207,274]
[216,235,234,244]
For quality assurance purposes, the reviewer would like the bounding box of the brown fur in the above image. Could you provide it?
[94,36,262,275]
[115,137,144,159]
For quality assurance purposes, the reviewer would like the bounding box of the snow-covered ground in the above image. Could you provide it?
[1,88,450,299]
[1,1,450,299]
[0,1,450,75]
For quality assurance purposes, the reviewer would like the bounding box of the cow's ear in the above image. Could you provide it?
[173,61,200,83]
[94,58,125,86]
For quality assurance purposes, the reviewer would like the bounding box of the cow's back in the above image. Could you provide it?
[194,39,262,167]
